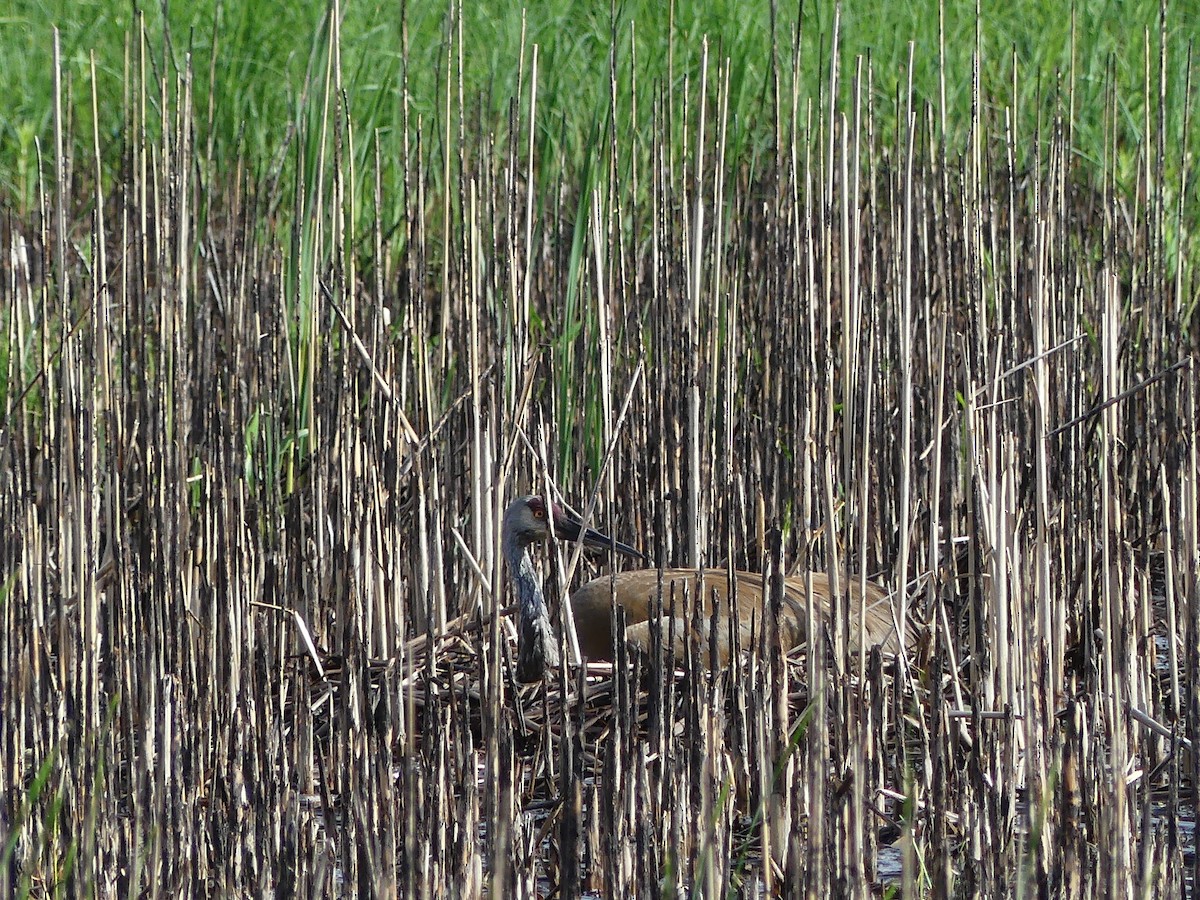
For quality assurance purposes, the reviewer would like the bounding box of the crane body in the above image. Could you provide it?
[501,495,903,681]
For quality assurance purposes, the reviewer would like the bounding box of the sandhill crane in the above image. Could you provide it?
[502,495,904,681]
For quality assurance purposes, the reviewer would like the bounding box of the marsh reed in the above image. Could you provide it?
[2,7,1198,897]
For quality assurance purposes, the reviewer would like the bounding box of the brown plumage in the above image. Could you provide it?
[570,569,904,663]
[502,496,906,680]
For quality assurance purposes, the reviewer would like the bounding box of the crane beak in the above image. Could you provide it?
[552,507,645,560]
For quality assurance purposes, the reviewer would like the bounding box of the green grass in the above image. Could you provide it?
[0,0,1192,219]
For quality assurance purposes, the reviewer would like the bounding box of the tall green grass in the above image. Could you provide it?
[0,0,1191,221]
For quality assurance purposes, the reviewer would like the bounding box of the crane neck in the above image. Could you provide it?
[503,533,561,682]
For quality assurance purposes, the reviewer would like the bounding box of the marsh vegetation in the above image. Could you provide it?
[1,2,1197,896]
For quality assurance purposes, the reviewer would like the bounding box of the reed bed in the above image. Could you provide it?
[2,7,1198,898]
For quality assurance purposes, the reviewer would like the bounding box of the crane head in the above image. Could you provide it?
[503,495,644,559]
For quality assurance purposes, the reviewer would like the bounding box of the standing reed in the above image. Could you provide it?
[1,4,1196,897]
